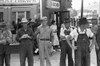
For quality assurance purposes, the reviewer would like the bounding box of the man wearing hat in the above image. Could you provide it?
[16,18,35,66]
[60,18,75,66]
[66,17,95,66]
[36,16,53,66]
[0,22,12,66]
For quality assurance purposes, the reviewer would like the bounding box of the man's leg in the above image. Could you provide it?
[20,46,27,66]
[45,41,51,66]
[96,49,100,66]
[86,53,90,66]
[0,54,4,66]
[39,41,45,66]
[60,40,67,66]
[67,47,73,66]
[27,46,33,66]
[5,54,10,66]
[75,49,81,66]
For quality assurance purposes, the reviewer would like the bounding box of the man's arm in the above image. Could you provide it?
[16,29,21,42]
[66,35,76,49]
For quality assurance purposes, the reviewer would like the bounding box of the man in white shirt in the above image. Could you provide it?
[60,18,76,66]
[66,18,94,66]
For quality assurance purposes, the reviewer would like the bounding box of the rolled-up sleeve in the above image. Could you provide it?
[87,29,94,38]
[60,28,65,37]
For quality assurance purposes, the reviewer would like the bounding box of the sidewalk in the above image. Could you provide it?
[10,48,97,66]
[10,51,62,66]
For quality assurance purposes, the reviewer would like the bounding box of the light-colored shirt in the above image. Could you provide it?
[37,25,53,39]
[60,24,71,40]
[69,27,94,41]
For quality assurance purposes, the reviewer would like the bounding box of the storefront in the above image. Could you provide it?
[0,0,39,25]
[42,0,60,24]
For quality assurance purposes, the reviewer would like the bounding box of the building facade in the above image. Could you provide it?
[0,0,39,25]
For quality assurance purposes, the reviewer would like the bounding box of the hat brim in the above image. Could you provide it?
[21,22,29,24]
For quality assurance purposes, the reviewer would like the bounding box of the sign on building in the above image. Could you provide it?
[47,0,60,9]
[0,0,39,4]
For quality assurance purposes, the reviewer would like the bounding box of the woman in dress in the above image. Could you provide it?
[50,20,59,51]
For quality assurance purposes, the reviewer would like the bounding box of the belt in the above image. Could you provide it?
[40,39,50,41]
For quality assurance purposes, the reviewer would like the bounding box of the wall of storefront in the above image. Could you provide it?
[0,4,39,27]
[42,0,60,24]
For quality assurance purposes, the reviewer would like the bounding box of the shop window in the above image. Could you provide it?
[26,11,30,20]
[12,12,16,22]
[0,12,4,22]
[18,11,24,19]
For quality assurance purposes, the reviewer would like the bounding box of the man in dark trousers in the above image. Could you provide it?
[60,18,76,66]
[66,18,94,66]
[16,18,35,66]
[95,22,100,66]
[0,22,12,66]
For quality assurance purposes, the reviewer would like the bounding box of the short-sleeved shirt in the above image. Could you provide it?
[37,25,53,39]
[69,27,94,41]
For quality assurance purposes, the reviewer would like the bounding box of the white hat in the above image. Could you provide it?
[21,18,28,24]
[41,16,47,20]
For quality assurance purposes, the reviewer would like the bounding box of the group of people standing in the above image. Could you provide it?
[0,16,100,66]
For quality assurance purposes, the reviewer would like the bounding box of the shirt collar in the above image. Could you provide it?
[78,27,86,33]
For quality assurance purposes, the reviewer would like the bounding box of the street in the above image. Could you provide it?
[10,46,97,66]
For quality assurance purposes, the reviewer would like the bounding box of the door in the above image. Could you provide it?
[12,11,30,22]
[55,11,70,39]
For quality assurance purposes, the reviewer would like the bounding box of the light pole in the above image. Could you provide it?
[81,0,83,18]
[40,0,43,19]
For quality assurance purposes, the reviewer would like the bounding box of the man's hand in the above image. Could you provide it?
[72,46,77,50]
[60,36,66,39]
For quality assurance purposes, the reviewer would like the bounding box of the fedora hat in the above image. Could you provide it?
[64,18,70,23]
[41,16,47,21]
[21,18,28,24]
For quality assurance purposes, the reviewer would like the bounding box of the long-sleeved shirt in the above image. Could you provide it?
[16,27,35,42]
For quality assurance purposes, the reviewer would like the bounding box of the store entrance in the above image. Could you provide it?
[12,11,30,23]
[55,11,70,39]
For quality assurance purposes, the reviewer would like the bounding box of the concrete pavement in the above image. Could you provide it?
[10,47,97,66]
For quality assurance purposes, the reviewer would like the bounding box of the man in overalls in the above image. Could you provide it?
[0,22,12,66]
[66,18,94,66]
[36,16,53,66]
[60,18,76,66]
[16,18,35,66]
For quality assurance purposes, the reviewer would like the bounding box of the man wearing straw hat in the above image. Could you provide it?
[0,22,12,66]
[36,16,53,66]
[16,18,35,66]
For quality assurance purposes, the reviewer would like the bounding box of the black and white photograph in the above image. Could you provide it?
[0,0,99,66]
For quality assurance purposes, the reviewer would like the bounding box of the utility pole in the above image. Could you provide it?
[81,0,83,18]
[40,0,43,19]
